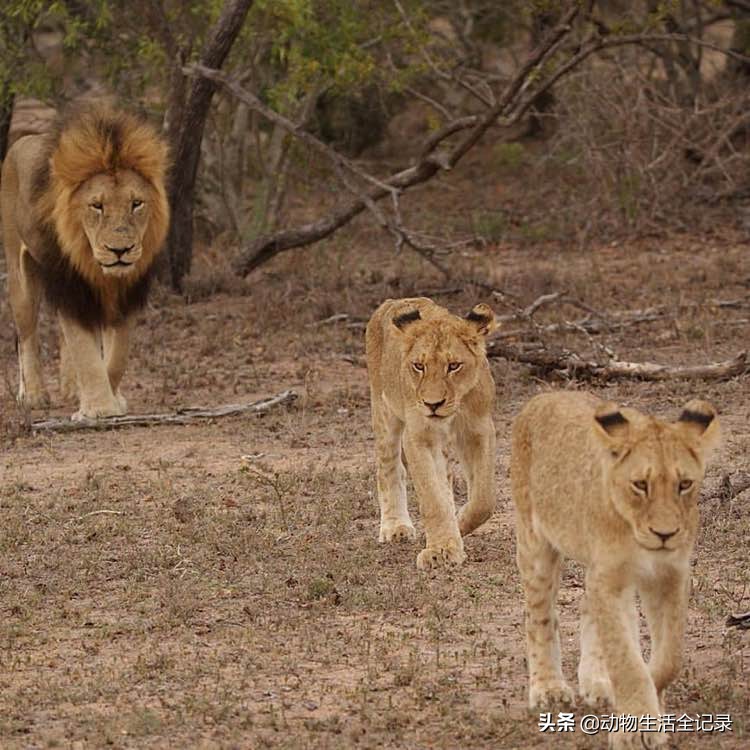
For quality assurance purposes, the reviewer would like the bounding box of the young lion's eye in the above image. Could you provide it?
[678,479,693,493]
[132,199,144,211]
[90,201,103,212]
[412,362,424,373]
[447,362,463,373]
[631,480,648,493]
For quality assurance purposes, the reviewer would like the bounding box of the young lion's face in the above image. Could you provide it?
[74,170,154,277]
[594,401,719,554]
[402,325,482,419]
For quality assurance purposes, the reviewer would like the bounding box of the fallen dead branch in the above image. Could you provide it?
[727,612,750,630]
[487,344,747,382]
[704,471,750,503]
[31,390,298,433]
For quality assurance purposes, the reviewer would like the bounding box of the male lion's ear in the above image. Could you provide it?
[593,402,631,454]
[392,309,421,330]
[677,399,721,460]
[465,303,497,336]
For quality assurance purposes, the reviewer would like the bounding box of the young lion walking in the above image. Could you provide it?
[511,391,719,749]
[366,297,497,570]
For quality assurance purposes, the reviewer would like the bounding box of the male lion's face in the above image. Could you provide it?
[394,303,495,420]
[75,170,153,276]
[594,401,719,554]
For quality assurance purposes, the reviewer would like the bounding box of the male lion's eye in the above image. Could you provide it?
[412,362,424,372]
[678,479,693,493]
[132,199,144,211]
[447,362,463,373]
[632,480,648,493]
[90,202,103,212]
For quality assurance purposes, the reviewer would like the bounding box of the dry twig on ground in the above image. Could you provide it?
[31,390,298,433]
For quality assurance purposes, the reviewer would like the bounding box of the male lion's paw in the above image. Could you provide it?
[379,520,417,543]
[19,388,51,410]
[73,398,126,421]
[114,390,128,413]
[59,378,77,403]
[529,680,575,710]
[416,540,466,570]
[609,730,668,749]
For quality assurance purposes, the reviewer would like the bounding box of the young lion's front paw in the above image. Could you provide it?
[529,680,575,710]
[379,520,417,543]
[579,676,613,708]
[609,730,667,749]
[416,540,466,570]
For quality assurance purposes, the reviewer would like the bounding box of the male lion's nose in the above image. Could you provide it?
[107,244,135,258]
[424,399,446,413]
[650,527,679,543]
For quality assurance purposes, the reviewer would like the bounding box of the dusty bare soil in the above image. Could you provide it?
[1,154,749,749]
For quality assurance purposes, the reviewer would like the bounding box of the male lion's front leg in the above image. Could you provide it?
[455,415,496,536]
[58,314,126,420]
[8,245,50,408]
[58,330,77,403]
[403,425,465,570]
[104,319,131,413]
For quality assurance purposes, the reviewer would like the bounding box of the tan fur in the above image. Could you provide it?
[365,297,497,570]
[511,391,720,749]
[1,106,169,419]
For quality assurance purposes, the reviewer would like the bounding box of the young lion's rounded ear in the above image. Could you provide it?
[392,309,421,330]
[678,399,720,458]
[593,402,630,437]
[465,303,497,336]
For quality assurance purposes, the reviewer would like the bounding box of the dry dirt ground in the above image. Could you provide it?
[1,166,749,748]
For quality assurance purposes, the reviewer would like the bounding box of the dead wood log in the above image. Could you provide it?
[31,390,298,433]
[487,344,747,382]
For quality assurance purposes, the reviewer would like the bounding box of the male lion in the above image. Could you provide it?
[365,297,497,570]
[1,105,169,419]
[511,391,720,749]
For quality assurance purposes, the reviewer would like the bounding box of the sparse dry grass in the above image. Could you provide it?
[1,144,749,749]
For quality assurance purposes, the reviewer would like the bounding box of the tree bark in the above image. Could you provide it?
[0,86,14,162]
[165,0,255,291]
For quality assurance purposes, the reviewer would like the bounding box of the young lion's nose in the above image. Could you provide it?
[424,399,446,413]
[650,527,679,543]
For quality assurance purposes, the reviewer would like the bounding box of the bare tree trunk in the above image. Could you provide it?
[726,8,750,79]
[0,85,13,162]
[165,0,255,291]
[526,8,558,137]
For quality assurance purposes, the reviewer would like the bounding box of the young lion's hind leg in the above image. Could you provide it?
[373,402,415,543]
[517,528,574,708]
[454,415,496,536]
